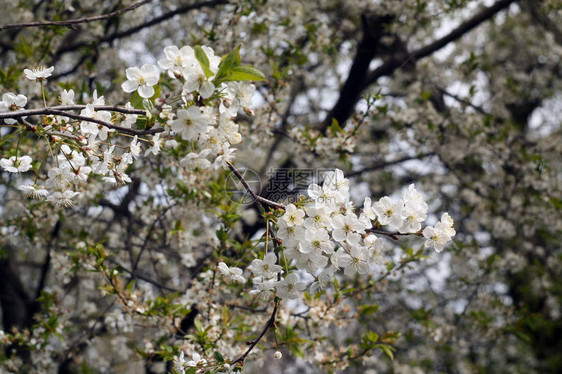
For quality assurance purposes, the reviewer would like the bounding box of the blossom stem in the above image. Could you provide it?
[40,81,47,108]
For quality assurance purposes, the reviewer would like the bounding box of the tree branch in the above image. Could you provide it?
[364,0,516,88]
[321,0,516,132]
[231,302,279,366]
[226,161,286,210]
[0,106,163,136]
[322,14,393,131]
[0,0,153,31]
[54,0,229,55]
[347,152,436,178]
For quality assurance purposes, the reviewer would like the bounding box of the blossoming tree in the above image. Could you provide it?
[0,1,560,373]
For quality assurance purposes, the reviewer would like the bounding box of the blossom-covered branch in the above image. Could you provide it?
[0,105,160,136]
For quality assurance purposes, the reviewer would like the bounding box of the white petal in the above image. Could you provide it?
[125,67,141,81]
[199,81,215,99]
[138,85,154,98]
[121,80,138,93]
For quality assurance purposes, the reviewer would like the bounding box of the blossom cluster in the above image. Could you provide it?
[156,45,256,171]
[214,170,455,302]
[0,44,259,207]
[173,351,240,374]
[274,169,455,294]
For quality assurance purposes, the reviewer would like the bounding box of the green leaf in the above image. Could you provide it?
[216,227,228,242]
[367,331,379,342]
[219,45,241,71]
[129,91,143,109]
[214,45,242,84]
[375,344,396,360]
[329,118,343,134]
[381,331,401,344]
[224,66,266,82]
[359,304,380,316]
[194,45,214,78]
[214,351,225,364]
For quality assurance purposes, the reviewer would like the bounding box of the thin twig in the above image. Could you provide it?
[367,228,423,241]
[347,152,436,178]
[54,0,229,55]
[0,0,153,31]
[231,302,279,365]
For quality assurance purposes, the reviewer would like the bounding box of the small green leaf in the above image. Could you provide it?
[329,118,343,134]
[376,344,395,360]
[194,45,214,78]
[219,45,241,71]
[129,91,143,109]
[368,331,379,342]
[216,227,228,242]
[225,66,266,82]
[359,304,380,316]
[214,45,242,84]
[214,351,225,364]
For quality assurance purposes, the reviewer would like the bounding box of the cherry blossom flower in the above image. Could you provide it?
[0,92,27,124]
[248,252,282,279]
[399,200,427,233]
[276,273,306,299]
[171,106,213,141]
[362,196,377,221]
[339,246,370,276]
[23,66,54,81]
[0,155,32,173]
[186,352,207,367]
[144,133,162,156]
[158,45,195,78]
[121,64,159,98]
[173,351,186,374]
[18,184,48,199]
[373,196,403,230]
[47,190,80,207]
[60,89,75,105]
[301,227,334,254]
[281,204,305,227]
[217,262,246,284]
[423,222,452,253]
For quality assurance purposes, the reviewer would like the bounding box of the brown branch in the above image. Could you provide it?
[321,0,516,133]
[226,161,286,210]
[55,0,229,55]
[0,105,146,117]
[347,152,436,178]
[364,0,516,88]
[0,106,162,136]
[437,87,489,115]
[0,0,153,31]
[368,228,423,241]
[322,14,394,131]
